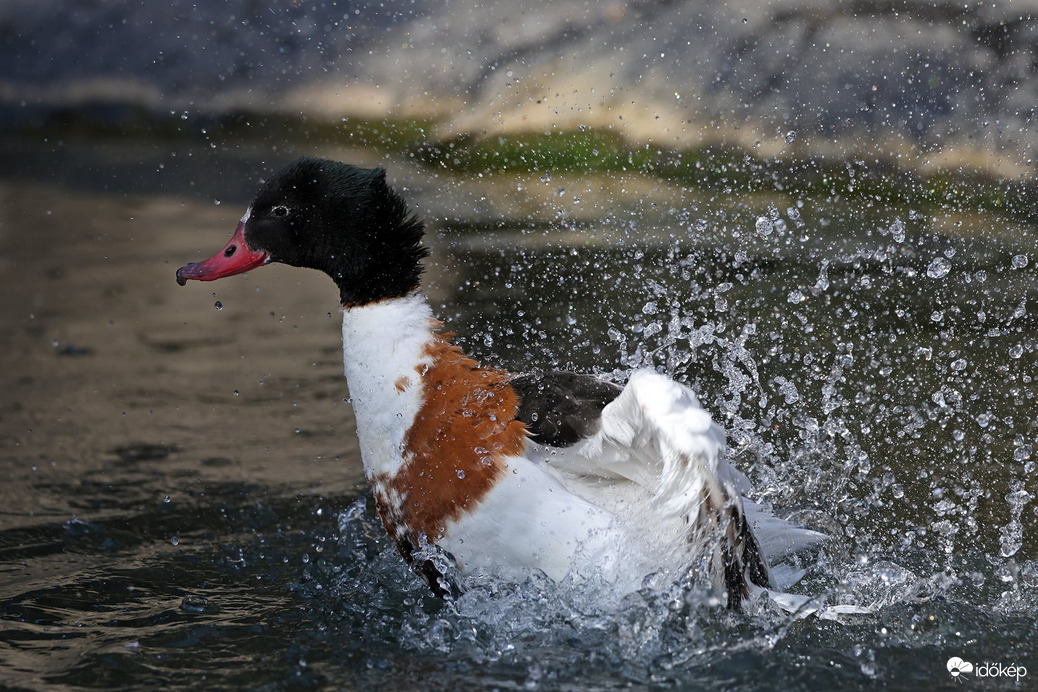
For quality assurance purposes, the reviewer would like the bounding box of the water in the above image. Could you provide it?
[1,136,1035,689]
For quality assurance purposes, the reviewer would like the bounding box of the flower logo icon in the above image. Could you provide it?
[947,657,974,680]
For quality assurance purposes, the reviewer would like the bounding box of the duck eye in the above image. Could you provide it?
[271,205,290,217]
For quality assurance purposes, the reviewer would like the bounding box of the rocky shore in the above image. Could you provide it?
[3,0,1037,178]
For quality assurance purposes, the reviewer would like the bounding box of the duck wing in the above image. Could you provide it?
[515,369,780,607]
[510,371,623,447]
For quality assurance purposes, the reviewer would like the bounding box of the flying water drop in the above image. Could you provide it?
[755,216,774,237]
[889,218,905,243]
[926,257,951,279]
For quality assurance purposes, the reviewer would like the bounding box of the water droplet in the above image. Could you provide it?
[171,536,180,546]
[233,389,239,396]
[926,257,951,279]
[163,495,171,503]
[776,377,800,404]
[1014,446,1032,461]
[214,301,223,310]
[889,218,905,243]
[812,260,830,295]
[784,130,796,144]
[1012,254,1029,269]
[456,469,466,479]
[1000,519,1023,557]
[755,216,774,237]
[180,594,220,614]
[950,358,967,371]
[1007,490,1032,508]
[787,289,805,304]
[1009,345,1023,359]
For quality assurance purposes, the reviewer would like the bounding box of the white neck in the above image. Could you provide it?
[341,292,437,480]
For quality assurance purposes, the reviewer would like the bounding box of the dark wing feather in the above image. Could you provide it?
[717,502,772,608]
[510,372,623,447]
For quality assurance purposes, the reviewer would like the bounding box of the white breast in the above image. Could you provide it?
[341,293,436,480]
[442,454,657,591]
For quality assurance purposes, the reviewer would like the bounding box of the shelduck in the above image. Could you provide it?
[177,157,824,608]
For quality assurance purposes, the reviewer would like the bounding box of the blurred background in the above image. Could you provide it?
[1,2,1036,690]
[3,0,1038,177]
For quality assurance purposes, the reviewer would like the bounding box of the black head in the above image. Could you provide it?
[177,157,428,307]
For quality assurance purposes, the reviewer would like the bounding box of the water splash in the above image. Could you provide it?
[926,256,951,278]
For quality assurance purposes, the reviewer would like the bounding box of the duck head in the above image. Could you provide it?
[176,157,427,307]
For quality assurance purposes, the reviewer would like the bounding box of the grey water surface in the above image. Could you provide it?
[0,135,1035,690]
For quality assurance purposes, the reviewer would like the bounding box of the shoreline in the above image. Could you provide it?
[4,101,1036,228]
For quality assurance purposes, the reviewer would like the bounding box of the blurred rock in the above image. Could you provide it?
[2,0,1036,176]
